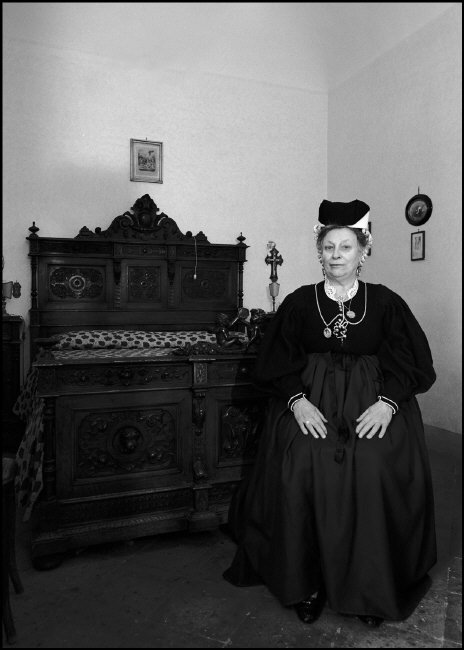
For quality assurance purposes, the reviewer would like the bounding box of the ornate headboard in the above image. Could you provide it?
[27,195,247,358]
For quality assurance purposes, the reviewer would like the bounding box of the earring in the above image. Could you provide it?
[356,265,361,276]
[322,266,326,279]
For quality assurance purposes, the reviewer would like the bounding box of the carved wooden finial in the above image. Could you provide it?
[28,222,40,238]
[77,226,94,237]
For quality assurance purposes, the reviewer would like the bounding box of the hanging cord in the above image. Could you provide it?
[193,236,198,280]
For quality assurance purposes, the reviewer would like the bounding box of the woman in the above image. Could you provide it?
[223,199,437,627]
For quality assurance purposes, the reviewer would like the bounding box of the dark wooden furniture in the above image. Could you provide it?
[26,195,267,567]
[2,314,25,453]
[3,454,24,645]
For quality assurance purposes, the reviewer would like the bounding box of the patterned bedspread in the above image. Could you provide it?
[52,347,176,360]
[13,367,44,521]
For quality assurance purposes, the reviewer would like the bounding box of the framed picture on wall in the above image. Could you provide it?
[130,139,163,183]
[411,231,425,261]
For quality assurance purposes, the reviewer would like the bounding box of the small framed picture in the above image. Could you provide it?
[130,139,163,183]
[411,231,425,261]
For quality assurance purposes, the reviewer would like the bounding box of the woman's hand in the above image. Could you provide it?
[293,398,327,439]
[356,401,393,439]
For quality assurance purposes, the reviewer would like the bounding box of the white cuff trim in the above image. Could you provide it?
[378,395,398,414]
[288,393,307,411]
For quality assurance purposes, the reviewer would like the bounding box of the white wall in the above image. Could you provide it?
[3,4,461,432]
[2,36,327,373]
[328,5,462,432]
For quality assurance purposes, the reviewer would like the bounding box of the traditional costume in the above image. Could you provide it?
[223,200,437,621]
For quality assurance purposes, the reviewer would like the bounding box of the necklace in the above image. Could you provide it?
[345,296,356,319]
[315,282,367,340]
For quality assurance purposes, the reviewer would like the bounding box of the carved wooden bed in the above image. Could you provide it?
[19,195,267,568]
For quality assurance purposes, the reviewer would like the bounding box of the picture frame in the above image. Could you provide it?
[130,139,163,183]
[411,231,425,261]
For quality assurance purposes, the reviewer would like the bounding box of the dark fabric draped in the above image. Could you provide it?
[224,352,436,620]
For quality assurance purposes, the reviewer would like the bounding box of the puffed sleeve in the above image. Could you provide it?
[377,287,436,407]
[251,290,308,401]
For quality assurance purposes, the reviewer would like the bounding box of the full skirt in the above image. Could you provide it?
[223,352,437,620]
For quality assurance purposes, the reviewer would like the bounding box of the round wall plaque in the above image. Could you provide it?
[405,194,433,226]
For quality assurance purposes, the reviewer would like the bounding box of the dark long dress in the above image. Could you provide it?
[223,282,437,621]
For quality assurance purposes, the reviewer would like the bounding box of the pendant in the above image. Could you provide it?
[346,310,355,319]
[323,327,332,338]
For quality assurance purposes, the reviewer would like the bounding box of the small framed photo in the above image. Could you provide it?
[411,230,425,261]
[130,139,163,183]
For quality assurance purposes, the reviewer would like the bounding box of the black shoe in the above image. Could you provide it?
[294,589,326,624]
[357,614,384,627]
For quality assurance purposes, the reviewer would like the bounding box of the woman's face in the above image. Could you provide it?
[321,228,362,283]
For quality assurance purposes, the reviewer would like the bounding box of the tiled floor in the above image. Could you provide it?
[4,425,462,648]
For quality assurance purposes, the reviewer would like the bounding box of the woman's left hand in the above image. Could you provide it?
[356,401,393,439]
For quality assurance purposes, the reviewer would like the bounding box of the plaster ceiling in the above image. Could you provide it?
[3,2,458,90]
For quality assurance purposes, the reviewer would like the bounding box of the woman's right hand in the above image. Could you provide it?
[292,398,327,439]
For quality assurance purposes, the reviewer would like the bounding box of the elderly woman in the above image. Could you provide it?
[223,199,437,627]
